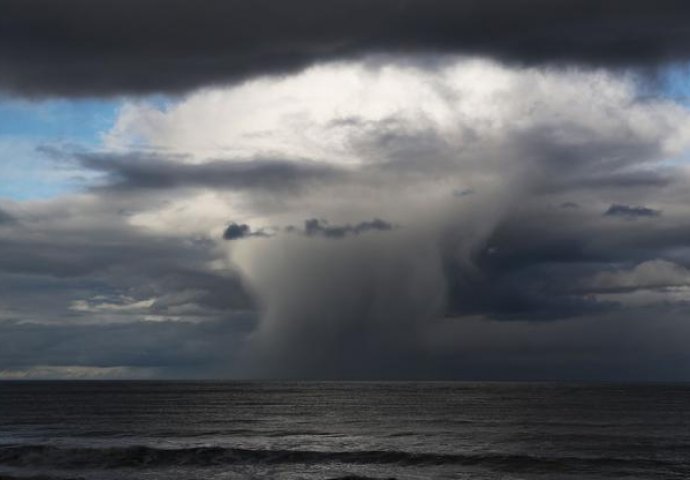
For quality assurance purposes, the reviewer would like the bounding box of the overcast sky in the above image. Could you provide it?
[2,0,690,380]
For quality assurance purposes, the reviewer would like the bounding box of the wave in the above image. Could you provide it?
[0,444,686,473]
[0,474,85,480]
[327,477,396,480]
[0,472,394,480]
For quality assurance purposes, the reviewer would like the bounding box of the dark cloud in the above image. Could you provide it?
[605,203,662,218]
[4,0,690,96]
[453,188,475,198]
[0,208,15,224]
[222,223,269,241]
[538,169,675,194]
[436,197,690,324]
[223,223,250,241]
[440,210,601,321]
[303,218,394,239]
[77,153,344,193]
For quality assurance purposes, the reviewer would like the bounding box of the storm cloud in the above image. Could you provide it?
[2,15,690,380]
[4,0,690,96]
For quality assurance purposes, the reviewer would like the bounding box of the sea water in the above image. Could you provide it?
[0,382,688,479]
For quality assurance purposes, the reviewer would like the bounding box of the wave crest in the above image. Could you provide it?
[0,444,682,473]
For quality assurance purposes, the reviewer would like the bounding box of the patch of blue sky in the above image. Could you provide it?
[0,97,119,143]
[661,63,690,106]
[0,138,90,200]
[657,64,690,166]
[0,97,121,200]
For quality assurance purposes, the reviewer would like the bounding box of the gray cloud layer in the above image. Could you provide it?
[0,318,252,376]
[3,0,690,96]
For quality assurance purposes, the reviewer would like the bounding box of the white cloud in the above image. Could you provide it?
[106,58,690,167]
[592,259,690,290]
[101,57,690,244]
[587,260,690,306]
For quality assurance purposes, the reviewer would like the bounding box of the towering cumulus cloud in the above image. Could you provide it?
[98,59,690,378]
[2,2,690,379]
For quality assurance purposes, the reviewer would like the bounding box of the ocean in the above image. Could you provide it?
[0,382,688,480]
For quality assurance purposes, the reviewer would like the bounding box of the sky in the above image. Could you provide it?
[2,1,690,380]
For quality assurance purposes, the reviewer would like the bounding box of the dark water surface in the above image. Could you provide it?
[0,382,689,480]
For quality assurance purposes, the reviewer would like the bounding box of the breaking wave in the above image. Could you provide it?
[0,444,685,473]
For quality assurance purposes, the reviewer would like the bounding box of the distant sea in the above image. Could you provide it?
[0,382,689,480]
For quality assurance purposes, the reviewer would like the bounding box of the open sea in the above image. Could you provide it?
[0,382,689,480]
